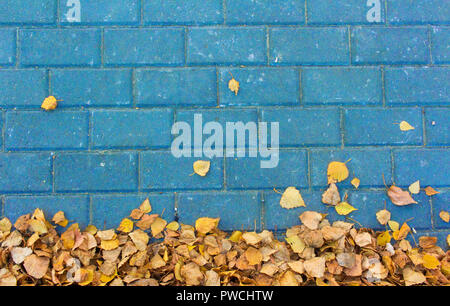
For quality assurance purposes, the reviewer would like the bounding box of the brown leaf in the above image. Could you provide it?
[299,211,323,230]
[387,185,417,206]
[424,186,439,196]
[23,254,50,279]
[321,183,340,206]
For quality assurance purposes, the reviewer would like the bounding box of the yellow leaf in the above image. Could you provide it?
[408,180,420,194]
[52,211,68,227]
[327,161,349,184]
[117,218,133,233]
[151,217,167,237]
[394,222,410,240]
[376,209,391,225]
[129,230,149,251]
[388,220,400,232]
[399,121,415,131]
[423,254,440,270]
[425,186,440,196]
[195,217,219,235]
[351,177,360,189]
[285,235,306,254]
[84,225,98,235]
[335,202,357,216]
[0,218,12,232]
[439,211,450,223]
[193,160,210,176]
[403,267,426,286]
[377,231,391,246]
[229,231,242,243]
[244,247,263,265]
[166,221,180,231]
[175,260,184,281]
[447,234,450,247]
[279,187,305,209]
[41,96,58,111]
[28,219,48,235]
[228,78,239,95]
[78,269,94,286]
[101,239,119,251]
[139,198,152,213]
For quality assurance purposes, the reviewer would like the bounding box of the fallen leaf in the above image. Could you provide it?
[166,221,180,231]
[388,220,400,232]
[299,211,323,230]
[408,180,420,194]
[376,209,391,225]
[10,247,32,264]
[139,198,152,213]
[129,230,149,251]
[393,223,410,241]
[242,232,262,245]
[423,254,440,270]
[424,186,439,196]
[387,185,417,206]
[193,160,211,177]
[117,218,133,233]
[335,202,357,216]
[228,77,239,95]
[280,187,305,209]
[195,217,219,235]
[23,255,49,279]
[52,211,68,227]
[355,232,372,247]
[41,96,58,111]
[439,211,450,223]
[278,270,299,286]
[0,218,12,232]
[419,236,437,249]
[244,247,263,265]
[151,217,167,237]
[327,161,349,184]
[351,177,360,189]
[403,267,426,286]
[377,231,391,247]
[321,183,340,206]
[285,236,306,254]
[399,121,415,131]
[304,257,326,278]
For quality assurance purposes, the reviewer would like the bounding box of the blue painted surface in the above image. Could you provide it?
[0,1,448,244]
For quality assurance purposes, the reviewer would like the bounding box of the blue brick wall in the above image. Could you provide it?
[0,0,448,242]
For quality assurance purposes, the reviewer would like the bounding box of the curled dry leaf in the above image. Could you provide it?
[228,77,240,95]
[195,217,219,235]
[439,211,450,223]
[376,209,391,225]
[387,185,417,206]
[23,254,50,279]
[139,198,152,213]
[327,161,349,184]
[10,247,32,264]
[52,211,68,227]
[280,187,305,209]
[299,211,323,230]
[408,180,420,194]
[193,160,211,177]
[321,183,340,206]
[403,267,426,286]
[41,96,58,111]
[355,232,372,247]
[425,186,440,196]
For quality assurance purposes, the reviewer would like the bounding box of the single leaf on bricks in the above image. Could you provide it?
[351,177,360,189]
[399,121,415,131]
[139,198,152,214]
[41,96,58,111]
[327,161,349,184]
[280,187,305,209]
[408,180,420,194]
[387,185,417,206]
[439,211,450,223]
[335,202,357,216]
[193,160,211,177]
[228,77,240,95]
[376,209,391,225]
[424,186,439,196]
[195,217,219,235]
[322,183,340,206]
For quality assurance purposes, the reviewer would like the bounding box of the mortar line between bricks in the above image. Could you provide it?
[422,107,427,146]
[298,68,303,105]
[340,107,345,148]
[88,111,93,150]
[15,27,19,68]
[222,0,227,24]
[215,67,220,107]
[384,0,389,26]
[265,26,270,65]
[304,0,308,25]
[140,0,144,26]
[137,152,141,192]
[381,66,386,107]
[131,68,137,108]
[429,196,435,230]
[51,153,56,194]
[306,149,312,190]
[427,25,433,65]
[260,191,265,230]
[184,27,188,67]
[89,195,93,225]
[100,27,105,68]
[348,25,352,65]
[47,69,51,96]
[1,110,5,153]
[390,149,395,185]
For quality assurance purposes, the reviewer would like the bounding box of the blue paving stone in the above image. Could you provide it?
[187,27,266,65]
[5,111,89,150]
[59,0,139,25]
[91,109,173,149]
[302,67,382,105]
[348,191,432,230]
[0,70,48,108]
[175,108,258,149]
[351,27,429,64]
[260,108,341,147]
[104,28,185,66]
[5,195,90,230]
[144,0,223,25]
[394,149,450,187]
[140,151,223,191]
[425,108,450,146]
[431,27,450,64]
[344,108,423,146]
[387,0,450,25]
[0,153,52,193]
[54,152,138,192]
[432,191,450,229]
[385,67,450,106]
[178,191,261,231]
[226,149,308,189]
[91,193,175,229]
[307,0,385,25]
[219,68,300,106]
[51,69,132,107]
[269,27,349,65]
[136,68,217,107]
[0,29,16,66]
[0,0,56,25]
[20,29,101,67]
[226,0,305,25]
[310,149,392,188]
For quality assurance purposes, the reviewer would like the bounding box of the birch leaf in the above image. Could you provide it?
[439,211,450,223]
[424,186,439,196]
[387,185,417,206]
[41,96,58,111]
[228,78,239,95]
[280,187,305,209]
[327,161,349,184]
[52,211,68,227]
[193,160,211,177]
[335,202,357,216]
[321,183,340,206]
[195,217,219,235]
[399,121,415,131]
[376,209,391,225]
[408,180,420,194]
[117,218,134,233]
[351,177,360,189]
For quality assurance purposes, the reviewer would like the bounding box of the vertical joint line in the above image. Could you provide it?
[216,67,220,107]
[381,65,386,107]
[51,153,56,194]
[384,0,389,26]
[429,196,434,230]
[137,152,141,192]
[266,26,270,65]
[260,192,265,231]
[307,149,312,190]
[15,28,19,68]
[140,0,144,26]
[100,27,105,68]
[422,107,427,146]
[348,25,352,65]
[390,149,395,184]
[223,0,227,24]
[131,69,136,108]
[428,26,433,65]
[184,27,188,67]
[89,196,93,225]
[1,110,5,153]
[340,107,345,148]
[304,0,308,25]
[88,111,93,150]
[299,68,303,105]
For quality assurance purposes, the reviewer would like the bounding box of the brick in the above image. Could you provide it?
[310,149,392,188]
[104,28,184,66]
[226,0,305,25]
[4,195,90,230]
[91,194,175,229]
[387,0,450,25]
[91,109,173,149]
[425,108,450,146]
[348,191,432,230]
[178,191,260,231]
[226,150,308,189]
[0,153,52,192]
[260,108,341,147]
[175,108,258,149]
[5,111,89,150]
[269,27,349,65]
[344,108,423,146]
[144,0,223,25]
[432,191,450,229]
[0,70,47,108]
[351,27,429,64]
[51,69,132,107]
[136,68,217,107]
[0,29,16,66]
[187,27,266,65]
[431,27,450,64]
[20,29,101,67]
[54,153,138,192]
[410,231,449,249]
[385,68,450,106]
[307,0,385,25]
[302,67,382,105]
[394,149,450,187]
[140,151,223,190]
[218,68,300,106]
[59,0,139,25]
[0,0,56,25]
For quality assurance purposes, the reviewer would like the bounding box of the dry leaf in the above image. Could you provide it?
[377,231,391,247]
[355,232,372,247]
[351,177,360,189]
[242,232,262,245]
[10,247,32,264]
[0,218,12,232]
[193,160,211,177]
[299,211,323,230]
[228,78,239,95]
[285,236,306,254]
[387,185,417,206]
[41,96,58,111]
[327,161,349,184]
[139,198,152,213]
[439,211,450,223]
[388,220,400,232]
[117,218,133,233]
[195,217,219,235]
[424,186,439,196]
[23,255,50,279]
[408,180,420,194]
[303,257,326,278]
[403,267,426,286]
[399,121,415,131]
[244,247,263,266]
[321,183,340,206]
[335,202,357,216]
[423,254,440,270]
[376,209,391,225]
[129,230,149,251]
[52,211,68,227]
[151,217,167,237]
[280,187,306,209]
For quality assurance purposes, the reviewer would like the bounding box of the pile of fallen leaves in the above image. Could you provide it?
[0,196,448,286]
